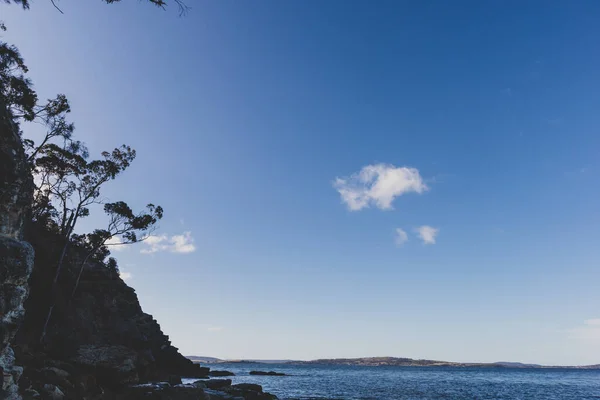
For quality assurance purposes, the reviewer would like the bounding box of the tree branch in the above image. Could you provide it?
[50,0,64,14]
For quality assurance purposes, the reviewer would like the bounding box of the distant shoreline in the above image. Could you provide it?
[186,356,600,370]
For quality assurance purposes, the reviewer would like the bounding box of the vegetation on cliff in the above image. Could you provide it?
[0,3,231,398]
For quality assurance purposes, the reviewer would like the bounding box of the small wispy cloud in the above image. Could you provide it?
[333,164,428,211]
[501,88,512,96]
[193,323,224,332]
[141,231,196,254]
[119,271,133,281]
[395,228,408,247]
[416,225,439,245]
[105,236,127,251]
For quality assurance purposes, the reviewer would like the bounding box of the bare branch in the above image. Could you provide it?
[50,0,64,14]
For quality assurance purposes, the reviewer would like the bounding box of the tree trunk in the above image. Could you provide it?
[69,250,94,302]
[41,212,78,342]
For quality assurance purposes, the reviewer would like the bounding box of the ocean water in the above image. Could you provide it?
[185,362,600,400]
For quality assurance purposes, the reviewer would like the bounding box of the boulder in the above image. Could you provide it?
[204,379,232,390]
[231,383,262,392]
[223,383,278,400]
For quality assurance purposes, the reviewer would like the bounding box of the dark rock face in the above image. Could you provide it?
[0,101,35,399]
[15,258,209,396]
[0,98,206,398]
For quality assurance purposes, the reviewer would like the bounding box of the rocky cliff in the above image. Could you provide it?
[13,253,210,398]
[0,101,208,399]
[0,100,35,399]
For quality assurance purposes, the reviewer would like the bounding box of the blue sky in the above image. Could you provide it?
[4,0,600,364]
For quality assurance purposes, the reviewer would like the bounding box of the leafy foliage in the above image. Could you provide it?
[0,40,37,119]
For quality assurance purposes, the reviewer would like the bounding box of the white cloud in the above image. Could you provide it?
[105,236,127,251]
[333,164,428,211]
[395,228,408,247]
[416,225,439,245]
[584,319,600,326]
[141,231,196,254]
[119,271,133,281]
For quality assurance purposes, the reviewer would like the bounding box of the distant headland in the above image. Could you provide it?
[188,356,600,369]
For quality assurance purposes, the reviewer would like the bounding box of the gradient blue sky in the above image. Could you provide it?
[4,0,600,365]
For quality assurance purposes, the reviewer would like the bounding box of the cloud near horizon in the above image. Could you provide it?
[333,164,428,211]
[416,225,439,245]
[141,231,196,254]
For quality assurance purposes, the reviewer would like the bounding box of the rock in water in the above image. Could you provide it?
[209,370,235,377]
[0,100,35,399]
[248,371,287,376]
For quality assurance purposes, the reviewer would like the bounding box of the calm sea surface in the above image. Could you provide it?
[184,362,600,400]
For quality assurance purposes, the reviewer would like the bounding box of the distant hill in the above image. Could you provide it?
[293,357,600,369]
[186,355,600,369]
[186,356,294,364]
[494,361,542,368]
[187,356,223,364]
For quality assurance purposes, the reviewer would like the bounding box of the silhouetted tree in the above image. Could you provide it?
[69,201,163,298]
[0,10,167,346]
[39,145,137,341]
[0,38,37,120]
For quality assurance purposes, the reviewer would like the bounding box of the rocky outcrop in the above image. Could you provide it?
[208,371,235,377]
[248,371,287,376]
[118,381,278,400]
[0,101,35,399]
[14,255,210,397]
